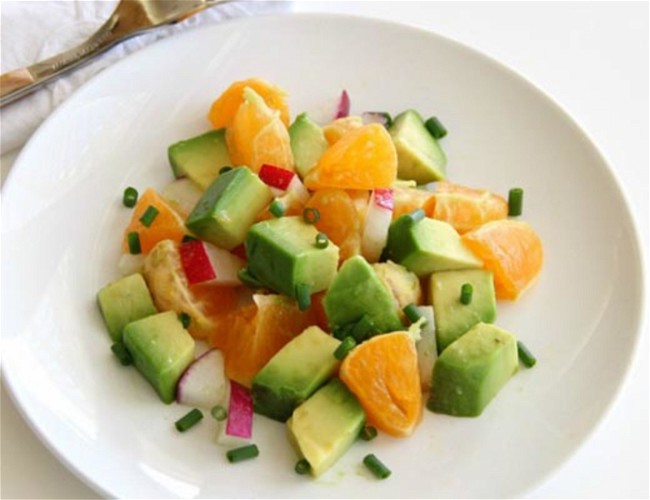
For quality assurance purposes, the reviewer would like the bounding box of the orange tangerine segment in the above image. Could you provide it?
[427,182,508,234]
[323,116,363,145]
[304,189,362,263]
[304,124,397,190]
[461,219,543,300]
[226,87,294,172]
[207,78,290,129]
[122,188,187,254]
[392,187,435,220]
[340,331,422,437]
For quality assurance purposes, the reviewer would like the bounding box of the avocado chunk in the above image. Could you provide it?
[123,311,195,404]
[185,167,273,250]
[385,215,482,277]
[244,216,339,298]
[168,129,232,190]
[373,260,422,312]
[97,273,157,342]
[429,322,518,417]
[324,255,403,335]
[389,110,447,184]
[287,379,365,477]
[252,326,341,421]
[289,113,329,178]
[430,269,497,353]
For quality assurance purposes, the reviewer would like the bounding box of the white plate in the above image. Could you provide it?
[2,13,645,499]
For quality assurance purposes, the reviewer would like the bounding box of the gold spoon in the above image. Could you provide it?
[0,0,230,108]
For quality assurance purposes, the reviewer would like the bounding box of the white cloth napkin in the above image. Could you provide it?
[0,0,291,155]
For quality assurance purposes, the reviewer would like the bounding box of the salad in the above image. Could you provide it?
[97,78,543,479]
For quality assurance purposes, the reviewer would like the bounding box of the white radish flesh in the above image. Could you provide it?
[361,189,394,263]
[176,349,228,409]
[162,178,203,218]
[415,305,437,390]
[180,240,244,286]
[118,253,145,275]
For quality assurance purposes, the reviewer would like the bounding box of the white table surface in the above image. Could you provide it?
[1,2,647,498]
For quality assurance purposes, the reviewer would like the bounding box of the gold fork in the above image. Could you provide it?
[0,0,230,108]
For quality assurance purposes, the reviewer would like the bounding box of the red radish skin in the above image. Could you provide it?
[259,164,295,190]
[335,90,350,119]
[180,240,216,284]
[226,381,253,440]
[373,188,394,210]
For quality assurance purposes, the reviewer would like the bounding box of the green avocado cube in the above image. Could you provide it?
[168,129,232,189]
[323,255,403,334]
[244,216,339,297]
[385,215,482,277]
[252,326,341,421]
[185,167,273,250]
[429,269,497,353]
[287,379,365,477]
[289,113,329,178]
[429,322,518,417]
[123,311,195,404]
[389,110,447,184]
[97,273,157,342]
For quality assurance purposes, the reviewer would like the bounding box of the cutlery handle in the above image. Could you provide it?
[0,13,125,108]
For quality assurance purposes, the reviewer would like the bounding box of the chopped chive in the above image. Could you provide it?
[332,323,355,341]
[178,312,191,329]
[363,454,391,479]
[460,283,473,305]
[302,207,321,224]
[175,408,203,432]
[226,444,259,463]
[269,200,285,218]
[295,283,311,311]
[238,268,264,288]
[123,186,138,208]
[295,458,311,475]
[219,166,233,174]
[508,188,524,216]
[314,232,329,249]
[182,234,198,243]
[210,405,228,421]
[351,315,377,342]
[334,336,357,360]
[425,116,448,139]
[517,340,537,368]
[359,425,378,441]
[408,209,425,225]
[111,342,132,366]
[127,231,141,255]
[139,205,159,227]
[403,303,422,324]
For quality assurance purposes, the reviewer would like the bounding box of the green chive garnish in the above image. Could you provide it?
[226,444,259,463]
[123,186,138,208]
[238,268,263,288]
[182,235,198,243]
[295,458,311,475]
[139,205,159,227]
[269,200,285,218]
[315,232,329,249]
[295,283,311,311]
[111,342,132,366]
[359,425,378,441]
[425,116,447,139]
[178,312,191,329]
[219,166,233,175]
[408,209,425,225]
[175,408,203,432]
[351,315,377,342]
[403,303,422,323]
[460,283,473,305]
[210,405,228,421]
[363,454,391,479]
[302,207,320,224]
[334,336,357,360]
[508,188,524,216]
[517,340,537,368]
[127,231,141,255]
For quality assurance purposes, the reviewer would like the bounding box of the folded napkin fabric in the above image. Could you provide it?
[0,0,292,155]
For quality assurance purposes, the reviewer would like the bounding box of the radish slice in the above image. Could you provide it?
[162,178,203,218]
[286,175,310,205]
[118,253,145,275]
[217,381,253,446]
[362,111,392,127]
[176,349,228,409]
[180,239,244,286]
[415,305,437,390]
[335,90,350,119]
[361,188,394,263]
[259,164,294,191]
